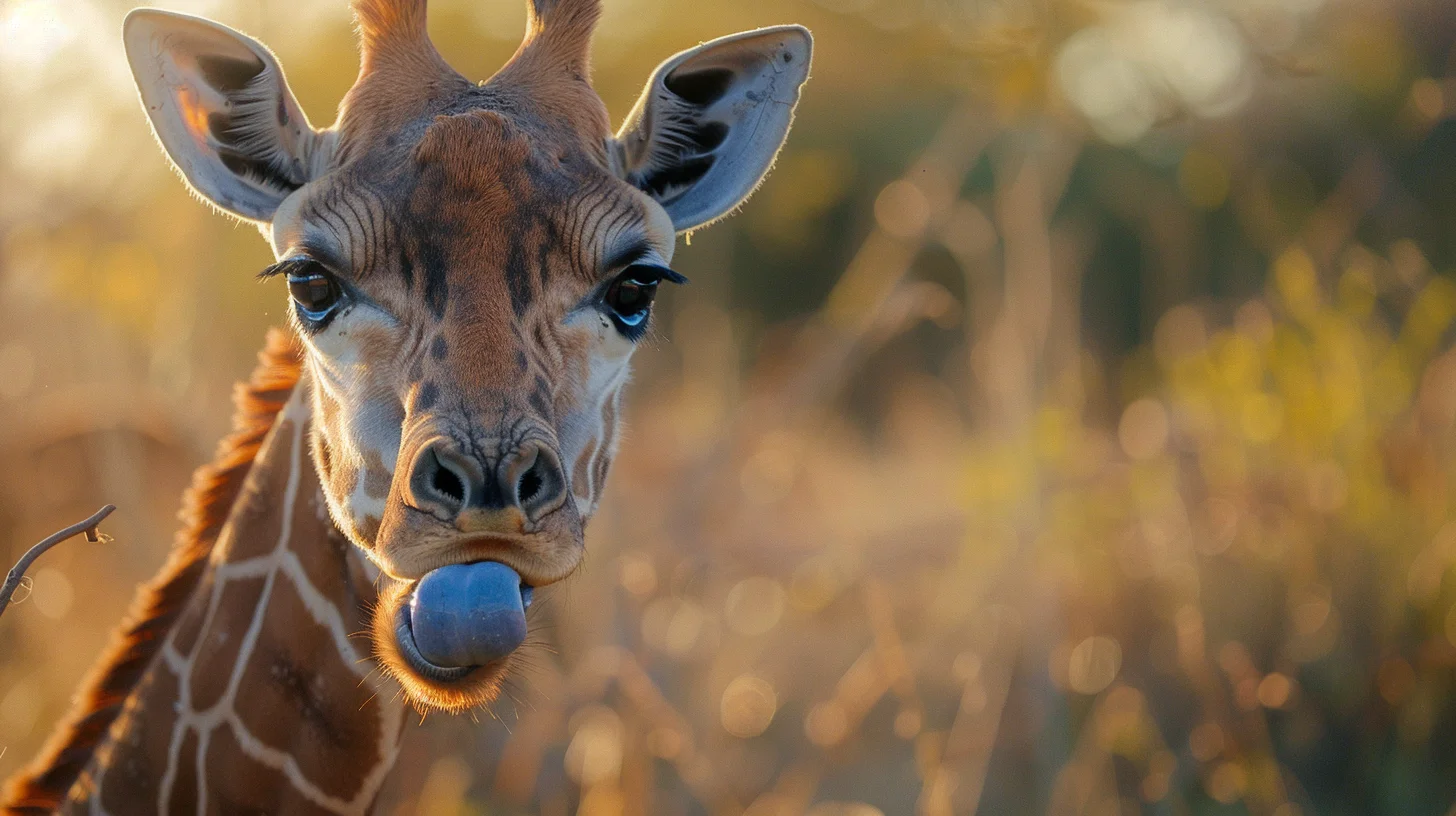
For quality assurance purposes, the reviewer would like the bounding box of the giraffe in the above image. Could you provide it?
[2,0,811,811]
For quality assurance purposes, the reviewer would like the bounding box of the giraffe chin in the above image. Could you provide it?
[372,566,533,713]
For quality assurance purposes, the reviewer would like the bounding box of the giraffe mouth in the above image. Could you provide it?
[392,561,534,683]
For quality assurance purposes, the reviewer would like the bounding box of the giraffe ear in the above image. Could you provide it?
[612,26,812,232]
[123,9,331,222]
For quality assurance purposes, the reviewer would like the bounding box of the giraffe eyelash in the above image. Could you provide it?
[615,263,689,286]
[257,256,318,280]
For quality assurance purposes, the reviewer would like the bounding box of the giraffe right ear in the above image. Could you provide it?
[123,9,331,222]
[612,26,812,233]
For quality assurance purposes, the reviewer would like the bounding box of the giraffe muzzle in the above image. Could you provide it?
[409,437,569,524]
[394,561,534,679]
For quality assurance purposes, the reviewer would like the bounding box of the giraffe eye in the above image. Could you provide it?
[602,263,686,337]
[286,264,343,323]
[604,274,659,326]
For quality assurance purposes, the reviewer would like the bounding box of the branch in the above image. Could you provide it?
[0,505,116,620]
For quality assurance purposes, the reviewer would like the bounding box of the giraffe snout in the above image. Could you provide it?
[407,437,569,525]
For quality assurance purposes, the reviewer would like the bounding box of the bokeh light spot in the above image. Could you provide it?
[618,552,657,598]
[565,706,624,786]
[1119,399,1169,460]
[790,557,843,612]
[1257,672,1294,708]
[1189,721,1225,762]
[721,674,778,738]
[1067,636,1122,694]
[1207,761,1247,803]
[1410,79,1445,121]
[31,566,73,620]
[874,180,931,240]
[725,577,786,636]
[642,599,706,656]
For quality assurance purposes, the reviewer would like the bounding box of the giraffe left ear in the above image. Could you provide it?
[123,9,331,222]
[612,26,812,232]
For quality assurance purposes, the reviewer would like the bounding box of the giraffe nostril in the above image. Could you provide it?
[515,447,565,518]
[517,465,543,505]
[412,444,476,513]
[432,463,465,505]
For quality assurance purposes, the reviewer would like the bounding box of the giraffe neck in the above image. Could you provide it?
[66,375,406,815]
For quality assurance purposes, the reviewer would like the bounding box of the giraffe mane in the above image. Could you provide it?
[1,328,303,813]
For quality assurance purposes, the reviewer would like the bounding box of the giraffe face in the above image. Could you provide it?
[268,114,674,708]
[125,0,811,712]
[266,109,675,584]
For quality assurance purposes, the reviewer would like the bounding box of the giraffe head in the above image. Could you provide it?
[123,0,810,710]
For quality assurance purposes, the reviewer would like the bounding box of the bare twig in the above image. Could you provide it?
[0,505,116,620]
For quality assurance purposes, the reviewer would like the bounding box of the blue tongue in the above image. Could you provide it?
[409,562,530,668]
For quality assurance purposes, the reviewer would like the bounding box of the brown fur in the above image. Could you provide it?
[351,0,427,50]
[520,0,602,72]
[338,0,468,161]
[1,329,303,814]
[493,0,610,148]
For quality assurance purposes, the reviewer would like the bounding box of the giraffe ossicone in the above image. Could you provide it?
[4,0,809,811]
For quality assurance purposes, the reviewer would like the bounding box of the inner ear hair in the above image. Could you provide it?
[631,66,738,201]
[196,53,264,90]
[663,67,734,107]
[204,65,310,195]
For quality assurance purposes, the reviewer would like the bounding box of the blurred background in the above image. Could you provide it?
[3,0,1456,813]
